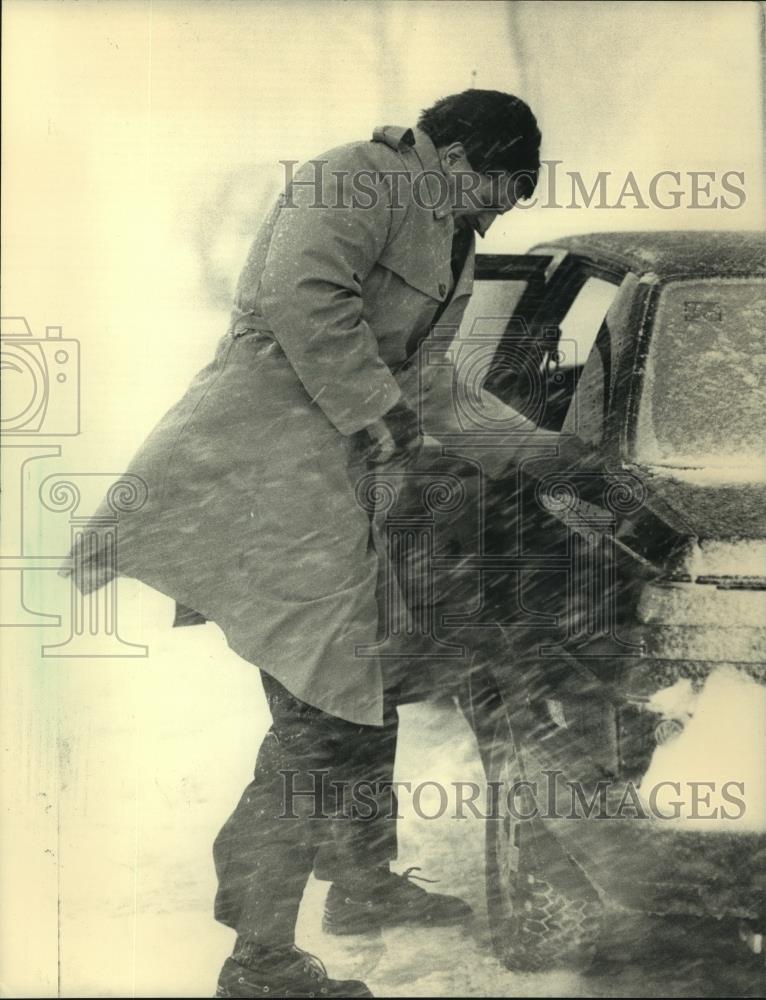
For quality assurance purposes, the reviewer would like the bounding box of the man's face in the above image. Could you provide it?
[464,172,518,235]
[439,142,518,236]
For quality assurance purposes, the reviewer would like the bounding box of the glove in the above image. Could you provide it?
[364,399,422,465]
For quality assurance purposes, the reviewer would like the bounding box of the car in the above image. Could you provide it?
[382,230,766,971]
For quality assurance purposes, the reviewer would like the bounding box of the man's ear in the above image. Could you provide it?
[440,141,467,169]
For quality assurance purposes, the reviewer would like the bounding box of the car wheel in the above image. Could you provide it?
[484,715,604,972]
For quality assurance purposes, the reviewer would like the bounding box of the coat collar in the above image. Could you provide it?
[371,125,415,152]
[411,127,453,220]
[371,124,453,220]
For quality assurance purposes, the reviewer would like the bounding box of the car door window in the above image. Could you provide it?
[560,275,632,446]
[560,329,607,446]
[480,267,621,430]
[442,279,532,423]
[453,278,529,387]
[556,277,620,370]
[534,276,620,431]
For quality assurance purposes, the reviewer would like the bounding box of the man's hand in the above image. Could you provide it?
[364,400,422,465]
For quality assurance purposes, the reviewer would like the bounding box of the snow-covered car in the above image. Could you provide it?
[387,230,766,970]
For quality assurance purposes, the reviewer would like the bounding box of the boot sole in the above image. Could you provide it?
[322,912,473,936]
[322,915,383,936]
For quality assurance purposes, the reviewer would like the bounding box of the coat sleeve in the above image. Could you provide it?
[257,150,402,436]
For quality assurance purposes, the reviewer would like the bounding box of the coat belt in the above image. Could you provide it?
[227,312,416,376]
[229,313,273,339]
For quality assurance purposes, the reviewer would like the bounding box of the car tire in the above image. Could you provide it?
[484,715,604,972]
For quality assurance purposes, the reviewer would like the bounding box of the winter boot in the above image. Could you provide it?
[323,866,473,936]
[215,944,373,998]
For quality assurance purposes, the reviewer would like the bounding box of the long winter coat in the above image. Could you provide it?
[69,126,520,725]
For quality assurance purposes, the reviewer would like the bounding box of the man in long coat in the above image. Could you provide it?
[68,90,543,998]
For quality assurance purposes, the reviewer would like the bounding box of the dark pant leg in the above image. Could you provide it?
[311,694,400,885]
[212,681,316,945]
[213,672,399,945]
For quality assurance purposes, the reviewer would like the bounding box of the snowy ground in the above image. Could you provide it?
[4,580,764,998]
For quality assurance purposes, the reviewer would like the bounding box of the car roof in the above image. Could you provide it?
[535,230,766,280]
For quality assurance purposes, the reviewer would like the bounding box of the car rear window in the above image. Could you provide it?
[635,278,766,472]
